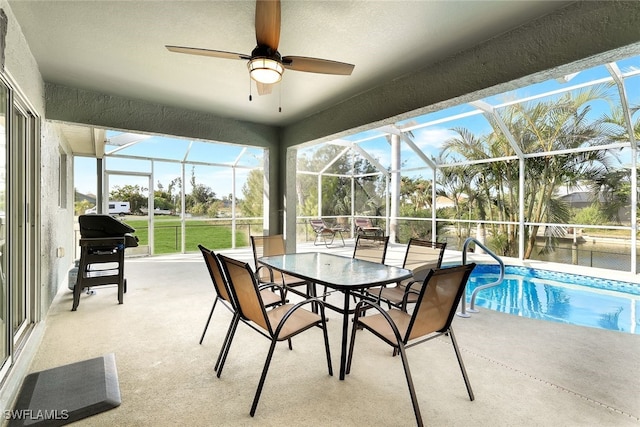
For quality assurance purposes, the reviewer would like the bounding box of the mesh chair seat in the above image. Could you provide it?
[309,219,346,247]
[353,234,389,263]
[354,217,383,237]
[347,263,477,427]
[367,239,446,310]
[197,243,284,376]
[320,234,389,302]
[260,289,283,307]
[216,254,333,417]
[266,303,323,339]
[251,235,313,299]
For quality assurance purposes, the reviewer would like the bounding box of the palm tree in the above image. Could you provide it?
[439,84,614,258]
[513,86,612,258]
[589,105,640,223]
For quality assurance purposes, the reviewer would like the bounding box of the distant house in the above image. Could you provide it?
[434,195,467,209]
[558,190,631,222]
[558,191,593,209]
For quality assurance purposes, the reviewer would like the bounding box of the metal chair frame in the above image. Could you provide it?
[367,239,446,311]
[346,264,477,427]
[354,217,384,237]
[309,218,346,247]
[217,254,333,417]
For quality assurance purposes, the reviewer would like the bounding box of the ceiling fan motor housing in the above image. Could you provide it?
[248,45,284,84]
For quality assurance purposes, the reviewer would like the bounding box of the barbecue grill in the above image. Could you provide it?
[71,214,138,311]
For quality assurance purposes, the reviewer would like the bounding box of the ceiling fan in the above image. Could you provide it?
[166,0,355,96]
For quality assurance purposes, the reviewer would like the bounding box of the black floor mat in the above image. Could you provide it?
[8,353,121,426]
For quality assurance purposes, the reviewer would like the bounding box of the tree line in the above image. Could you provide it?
[296,83,639,258]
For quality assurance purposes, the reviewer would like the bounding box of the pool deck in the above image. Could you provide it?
[18,240,640,426]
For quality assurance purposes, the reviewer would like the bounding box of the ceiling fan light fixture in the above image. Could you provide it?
[248,57,284,84]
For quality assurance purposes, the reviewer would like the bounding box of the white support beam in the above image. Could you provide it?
[92,128,106,158]
[606,62,637,273]
[470,100,525,159]
[519,158,525,259]
[183,141,194,162]
[320,146,351,174]
[351,144,389,177]
[400,133,438,169]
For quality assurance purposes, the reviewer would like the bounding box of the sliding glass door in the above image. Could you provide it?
[0,78,39,379]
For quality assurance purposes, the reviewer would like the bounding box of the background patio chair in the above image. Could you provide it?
[321,234,390,302]
[354,217,383,237]
[217,254,333,417]
[366,239,446,311]
[346,263,477,427]
[352,234,389,263]
[309,218,346,247]
[250,235,314,300]
[198,245,283,374]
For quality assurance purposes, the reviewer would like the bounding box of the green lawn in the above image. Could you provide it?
[123,218,253,254]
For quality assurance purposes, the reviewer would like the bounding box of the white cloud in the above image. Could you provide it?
[410,127,459,151]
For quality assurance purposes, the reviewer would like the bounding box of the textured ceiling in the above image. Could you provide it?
[9,0,575,127]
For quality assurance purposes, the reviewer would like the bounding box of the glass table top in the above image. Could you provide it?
[259,252,412,289]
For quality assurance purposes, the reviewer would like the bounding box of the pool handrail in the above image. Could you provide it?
[457,237,505,318]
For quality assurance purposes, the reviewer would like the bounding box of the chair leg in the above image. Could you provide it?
[319,309,333,376]
[397,343,424,427]
[345,307,362,374]
[216,314,240,378]
[448,327,474,401]
[199,298,218,344]
[250,338,278,417]
[323,233,335,247]
[118,279,124,304]
[214,311,238,372]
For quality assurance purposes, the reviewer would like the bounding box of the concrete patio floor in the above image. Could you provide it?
[18,240,640,426]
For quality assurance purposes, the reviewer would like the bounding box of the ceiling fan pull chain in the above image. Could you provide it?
[249,77,253,102]
[278,82,282,113]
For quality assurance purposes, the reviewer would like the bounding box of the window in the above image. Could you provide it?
[58,151,67,208]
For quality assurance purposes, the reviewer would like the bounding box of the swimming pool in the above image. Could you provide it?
[466,265,640,334]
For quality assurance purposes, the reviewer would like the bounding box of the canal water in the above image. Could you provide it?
[443,235,639,273]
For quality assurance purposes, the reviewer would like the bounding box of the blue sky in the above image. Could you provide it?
[75,54,640,199]
[74,136,262,199]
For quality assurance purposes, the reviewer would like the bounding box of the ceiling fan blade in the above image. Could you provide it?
[282,56,355,75]
[255,0,281,50]
[256,82,273,96]
[165,45,250,61]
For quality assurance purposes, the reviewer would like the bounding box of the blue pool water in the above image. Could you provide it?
[466,265,640,334]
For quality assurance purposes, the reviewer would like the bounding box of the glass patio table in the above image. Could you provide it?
[259,252,412,380]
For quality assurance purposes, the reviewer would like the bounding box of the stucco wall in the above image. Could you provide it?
[2,0,44,114]
[39,123,75,310]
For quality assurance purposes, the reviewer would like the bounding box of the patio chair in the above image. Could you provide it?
[354,217,384,237]
[197,245,283,367]
[250,235,314,300]
[346,263,477,427]
[322,234,389,302]
[309,218,346,247]
[366,239,446,311]
[216,254,333,417]
[353,234,389,263]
